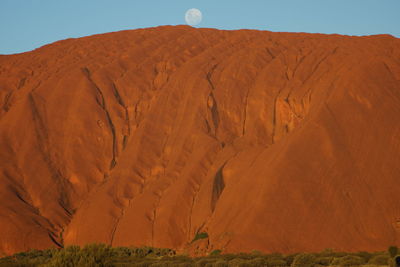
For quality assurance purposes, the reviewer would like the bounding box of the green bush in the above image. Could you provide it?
[112,246,134,257]
[169,255,192,262]
[228,258,251,267]
[133,262,153,267]
[248,257,267,266]
[332,255,365,266]
[235,253,255,260]
[368,254,390,265]
[315,256,333,266]
[250,250,262,256]
[355,251,372,262]
[177,262,194,267]
[0,244,393,267]
[319,249,335,256]
[265,252,286,266]
[214,260,229,267]
[219,254,239,261]
[210,250,222,256]
[192,232,209,243]
[150,262,173,267]
[319,249,347,259]
[291,253,316,267]
[131,246,175,258]
[285,254,298,266]
[266,258,287,266]
[195,258,214,267]
[42,244,115,267]
[389,246,399,258]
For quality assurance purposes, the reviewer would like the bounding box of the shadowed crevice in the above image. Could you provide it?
[2,91,13,112]
[82,67,118,170]
[18,77,26,89]
[48,232,63,248]
[211,165,225,212]
[112,82,131,150]
[28,93,74,219]
[205,65,220,137]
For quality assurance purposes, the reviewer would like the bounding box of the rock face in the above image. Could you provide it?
[1,26,400,255]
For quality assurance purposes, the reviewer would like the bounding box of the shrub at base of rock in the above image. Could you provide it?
[291,253,316,267]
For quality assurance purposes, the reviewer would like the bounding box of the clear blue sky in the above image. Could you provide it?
[1,0,399,55]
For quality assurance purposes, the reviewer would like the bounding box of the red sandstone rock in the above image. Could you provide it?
[0,26,400,255]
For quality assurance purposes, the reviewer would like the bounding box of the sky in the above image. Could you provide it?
[1,0,400,55]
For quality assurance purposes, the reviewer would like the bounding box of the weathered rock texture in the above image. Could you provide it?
[1,26,400,255]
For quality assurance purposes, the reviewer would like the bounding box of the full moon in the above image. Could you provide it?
[185,8,202,26]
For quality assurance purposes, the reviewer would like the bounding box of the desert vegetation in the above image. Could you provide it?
[191,232,209,243]
[0,245,398,267]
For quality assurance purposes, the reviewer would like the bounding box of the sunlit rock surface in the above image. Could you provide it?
[1,26,400,255]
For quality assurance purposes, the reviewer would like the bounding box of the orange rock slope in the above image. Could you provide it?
[1,26,400,255]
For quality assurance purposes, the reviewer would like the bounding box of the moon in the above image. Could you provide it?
[185,8,202,26]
